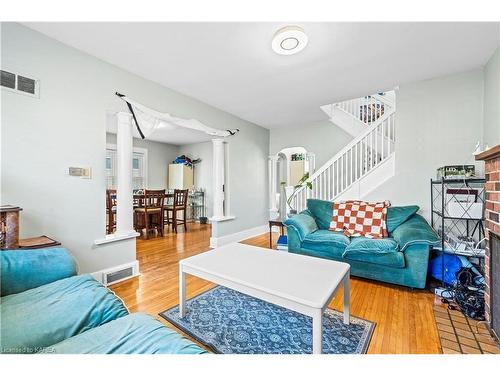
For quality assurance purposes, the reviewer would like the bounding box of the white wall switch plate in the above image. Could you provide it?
[69,167,92,179]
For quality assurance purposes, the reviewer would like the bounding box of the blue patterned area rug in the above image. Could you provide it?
[159,286,375,354]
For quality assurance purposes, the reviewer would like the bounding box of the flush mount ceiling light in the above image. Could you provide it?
[272,26,308,55]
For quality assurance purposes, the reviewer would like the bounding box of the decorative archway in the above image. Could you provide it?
[268,147,315,220]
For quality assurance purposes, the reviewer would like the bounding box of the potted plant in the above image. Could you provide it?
[283,173,313,216]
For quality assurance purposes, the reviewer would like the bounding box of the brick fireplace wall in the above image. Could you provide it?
[477,145,500,324]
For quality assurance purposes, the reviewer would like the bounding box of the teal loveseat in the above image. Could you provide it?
[284,199,440,289]
[0,247,207,354]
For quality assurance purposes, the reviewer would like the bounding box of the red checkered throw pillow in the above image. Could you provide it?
[329,200,391,239]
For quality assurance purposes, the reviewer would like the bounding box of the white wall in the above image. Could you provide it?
[483,47,500,147]
[270,120,353,168]
[178,134,272,234]
[178,141,213,218]
[364,69,485,218]
[1,23,268,271]
[106,132,179,189]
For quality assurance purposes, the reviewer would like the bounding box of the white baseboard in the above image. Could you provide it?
[210,224,268,248]
[90,260,140,286]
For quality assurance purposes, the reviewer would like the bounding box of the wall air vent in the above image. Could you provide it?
[98,261,139,286]
[105,267,133,285]
[1,69,40,98]
[1,70,16,89]
[17,75,36,95]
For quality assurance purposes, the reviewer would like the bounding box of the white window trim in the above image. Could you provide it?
[106,143,149,189]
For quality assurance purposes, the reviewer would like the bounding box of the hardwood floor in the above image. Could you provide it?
[110,223,442,354]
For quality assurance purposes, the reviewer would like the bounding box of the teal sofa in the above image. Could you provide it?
[0,247,207,354]
[284,199,440,289]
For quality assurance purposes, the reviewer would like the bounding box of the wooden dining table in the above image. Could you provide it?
[132,193,174,207]
[107,193,173,235]
[108,192,192,238]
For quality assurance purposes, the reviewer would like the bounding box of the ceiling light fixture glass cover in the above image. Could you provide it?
[272,26,308,55]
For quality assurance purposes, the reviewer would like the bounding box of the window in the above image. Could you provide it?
[106,149,116,189]
[132,152,146,190]
[106,145,147,190]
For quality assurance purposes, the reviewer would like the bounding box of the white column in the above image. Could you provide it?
[212,138,225,220]
[116,112,135,235]
[268,155,279,219]
[307,153,316,175]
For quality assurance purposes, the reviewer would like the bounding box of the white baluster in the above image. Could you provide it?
[387,118,390,157]
[359,142,362,176]
[392,114,396,146]
[340,154,344,192]
[386,116,389,152]
[314,176,317,198]
[324,171,327,199]
[370,130,374,170]
[318,174,322,200]
[373,97,376,123]
[381,122,385,160]
[352,145,355,183]
[343,153,346,192]
[365,136,368,174]
[330,165,333,200]
[354,143,358,181]
[335,160,339,197]
[347,149,351,186]
[346,153,349,189]
[327,166,331,200]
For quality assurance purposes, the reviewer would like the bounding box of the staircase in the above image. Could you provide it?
[290,91,396,213]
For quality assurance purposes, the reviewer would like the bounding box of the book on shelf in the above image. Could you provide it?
[276,235,288,251]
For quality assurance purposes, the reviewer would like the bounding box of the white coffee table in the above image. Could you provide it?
[179,243,350,354]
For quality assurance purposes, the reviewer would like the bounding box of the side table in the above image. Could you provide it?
[18,235,61,249]
[268,220,285,249]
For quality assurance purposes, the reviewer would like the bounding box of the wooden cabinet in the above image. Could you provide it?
[168,164,194,190]
[1,205,22,249]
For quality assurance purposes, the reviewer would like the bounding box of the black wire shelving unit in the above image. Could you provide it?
[430,178,486,288]
[188,190,206,222]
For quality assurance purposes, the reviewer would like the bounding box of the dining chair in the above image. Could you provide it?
[134,189,165,239]
[106,189,117,234]
[164,189,189,233]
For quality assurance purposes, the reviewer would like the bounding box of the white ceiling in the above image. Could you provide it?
[26,22,499,130]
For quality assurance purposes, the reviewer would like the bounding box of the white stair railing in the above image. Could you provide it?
[290,110,396,213]
[333,93,393,127]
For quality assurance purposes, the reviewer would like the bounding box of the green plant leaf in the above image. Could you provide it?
[297,173,309,185]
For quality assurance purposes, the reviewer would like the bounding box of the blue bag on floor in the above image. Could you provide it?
[428,253,462,286]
